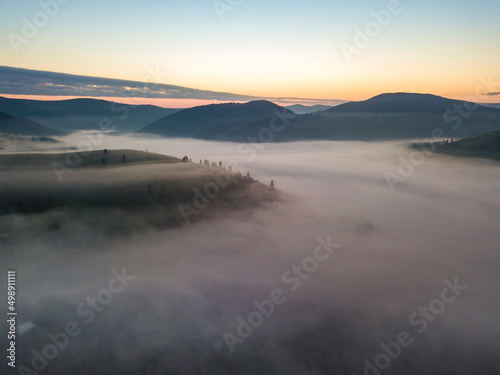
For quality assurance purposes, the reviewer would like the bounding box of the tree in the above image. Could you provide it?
[104,149,108,154]
[101,158,106,165]
[182,156,189,162]
[122,154,127,163]
[270,180,275,190]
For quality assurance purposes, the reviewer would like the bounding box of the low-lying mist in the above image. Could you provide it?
[1,132,499,374]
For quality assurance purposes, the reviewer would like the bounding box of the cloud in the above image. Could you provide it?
[0,65,256,102]
[483,92,500,96]
[0,66,343,106]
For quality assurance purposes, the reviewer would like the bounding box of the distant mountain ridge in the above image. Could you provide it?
[138,93,500,141]
[322,93,497,116]
[2,93,499,141]
[0,111,64,136]
[0,96,179,132]
[140,100,295,139]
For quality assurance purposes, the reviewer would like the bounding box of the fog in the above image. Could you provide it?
[1,133,499,374]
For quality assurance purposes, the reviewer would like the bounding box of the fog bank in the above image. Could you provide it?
[1,133,499,374]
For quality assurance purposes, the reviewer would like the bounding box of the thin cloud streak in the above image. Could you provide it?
[0,66,344,107]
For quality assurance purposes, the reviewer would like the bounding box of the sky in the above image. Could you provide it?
[0,0,499,105]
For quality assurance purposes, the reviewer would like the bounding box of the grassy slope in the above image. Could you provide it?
[0,149,280,231]
[0,149,180,168]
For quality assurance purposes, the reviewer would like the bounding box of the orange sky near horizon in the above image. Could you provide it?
[2,91,498,109]
[1,93,353,108]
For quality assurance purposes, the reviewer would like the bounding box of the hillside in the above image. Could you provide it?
[0,111,64,136]
[321,93,498,116]
[434,130,500,161]
[0,149,280,229]
[0,96,179,132]
[0,149,179,169]
[138,94,500,142]
[210,111,500,142]
[139,100,295,138]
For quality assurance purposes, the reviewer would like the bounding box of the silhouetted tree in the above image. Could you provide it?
[219,161,223,167]
[104,149,108,154]
[122,154,127,163]
[270,180,275,190]
[182,156,189,162]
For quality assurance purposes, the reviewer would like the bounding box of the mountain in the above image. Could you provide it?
[286,104,332,114]
[0,96,179,132]
[3,92,496,142]
[434,130,500,161]
[0,111,64,136]
[139,100,295,139]
[321,93,498,116]
[139,94,500,142]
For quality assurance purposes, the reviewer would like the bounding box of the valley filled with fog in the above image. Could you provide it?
[1,133,499,374]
